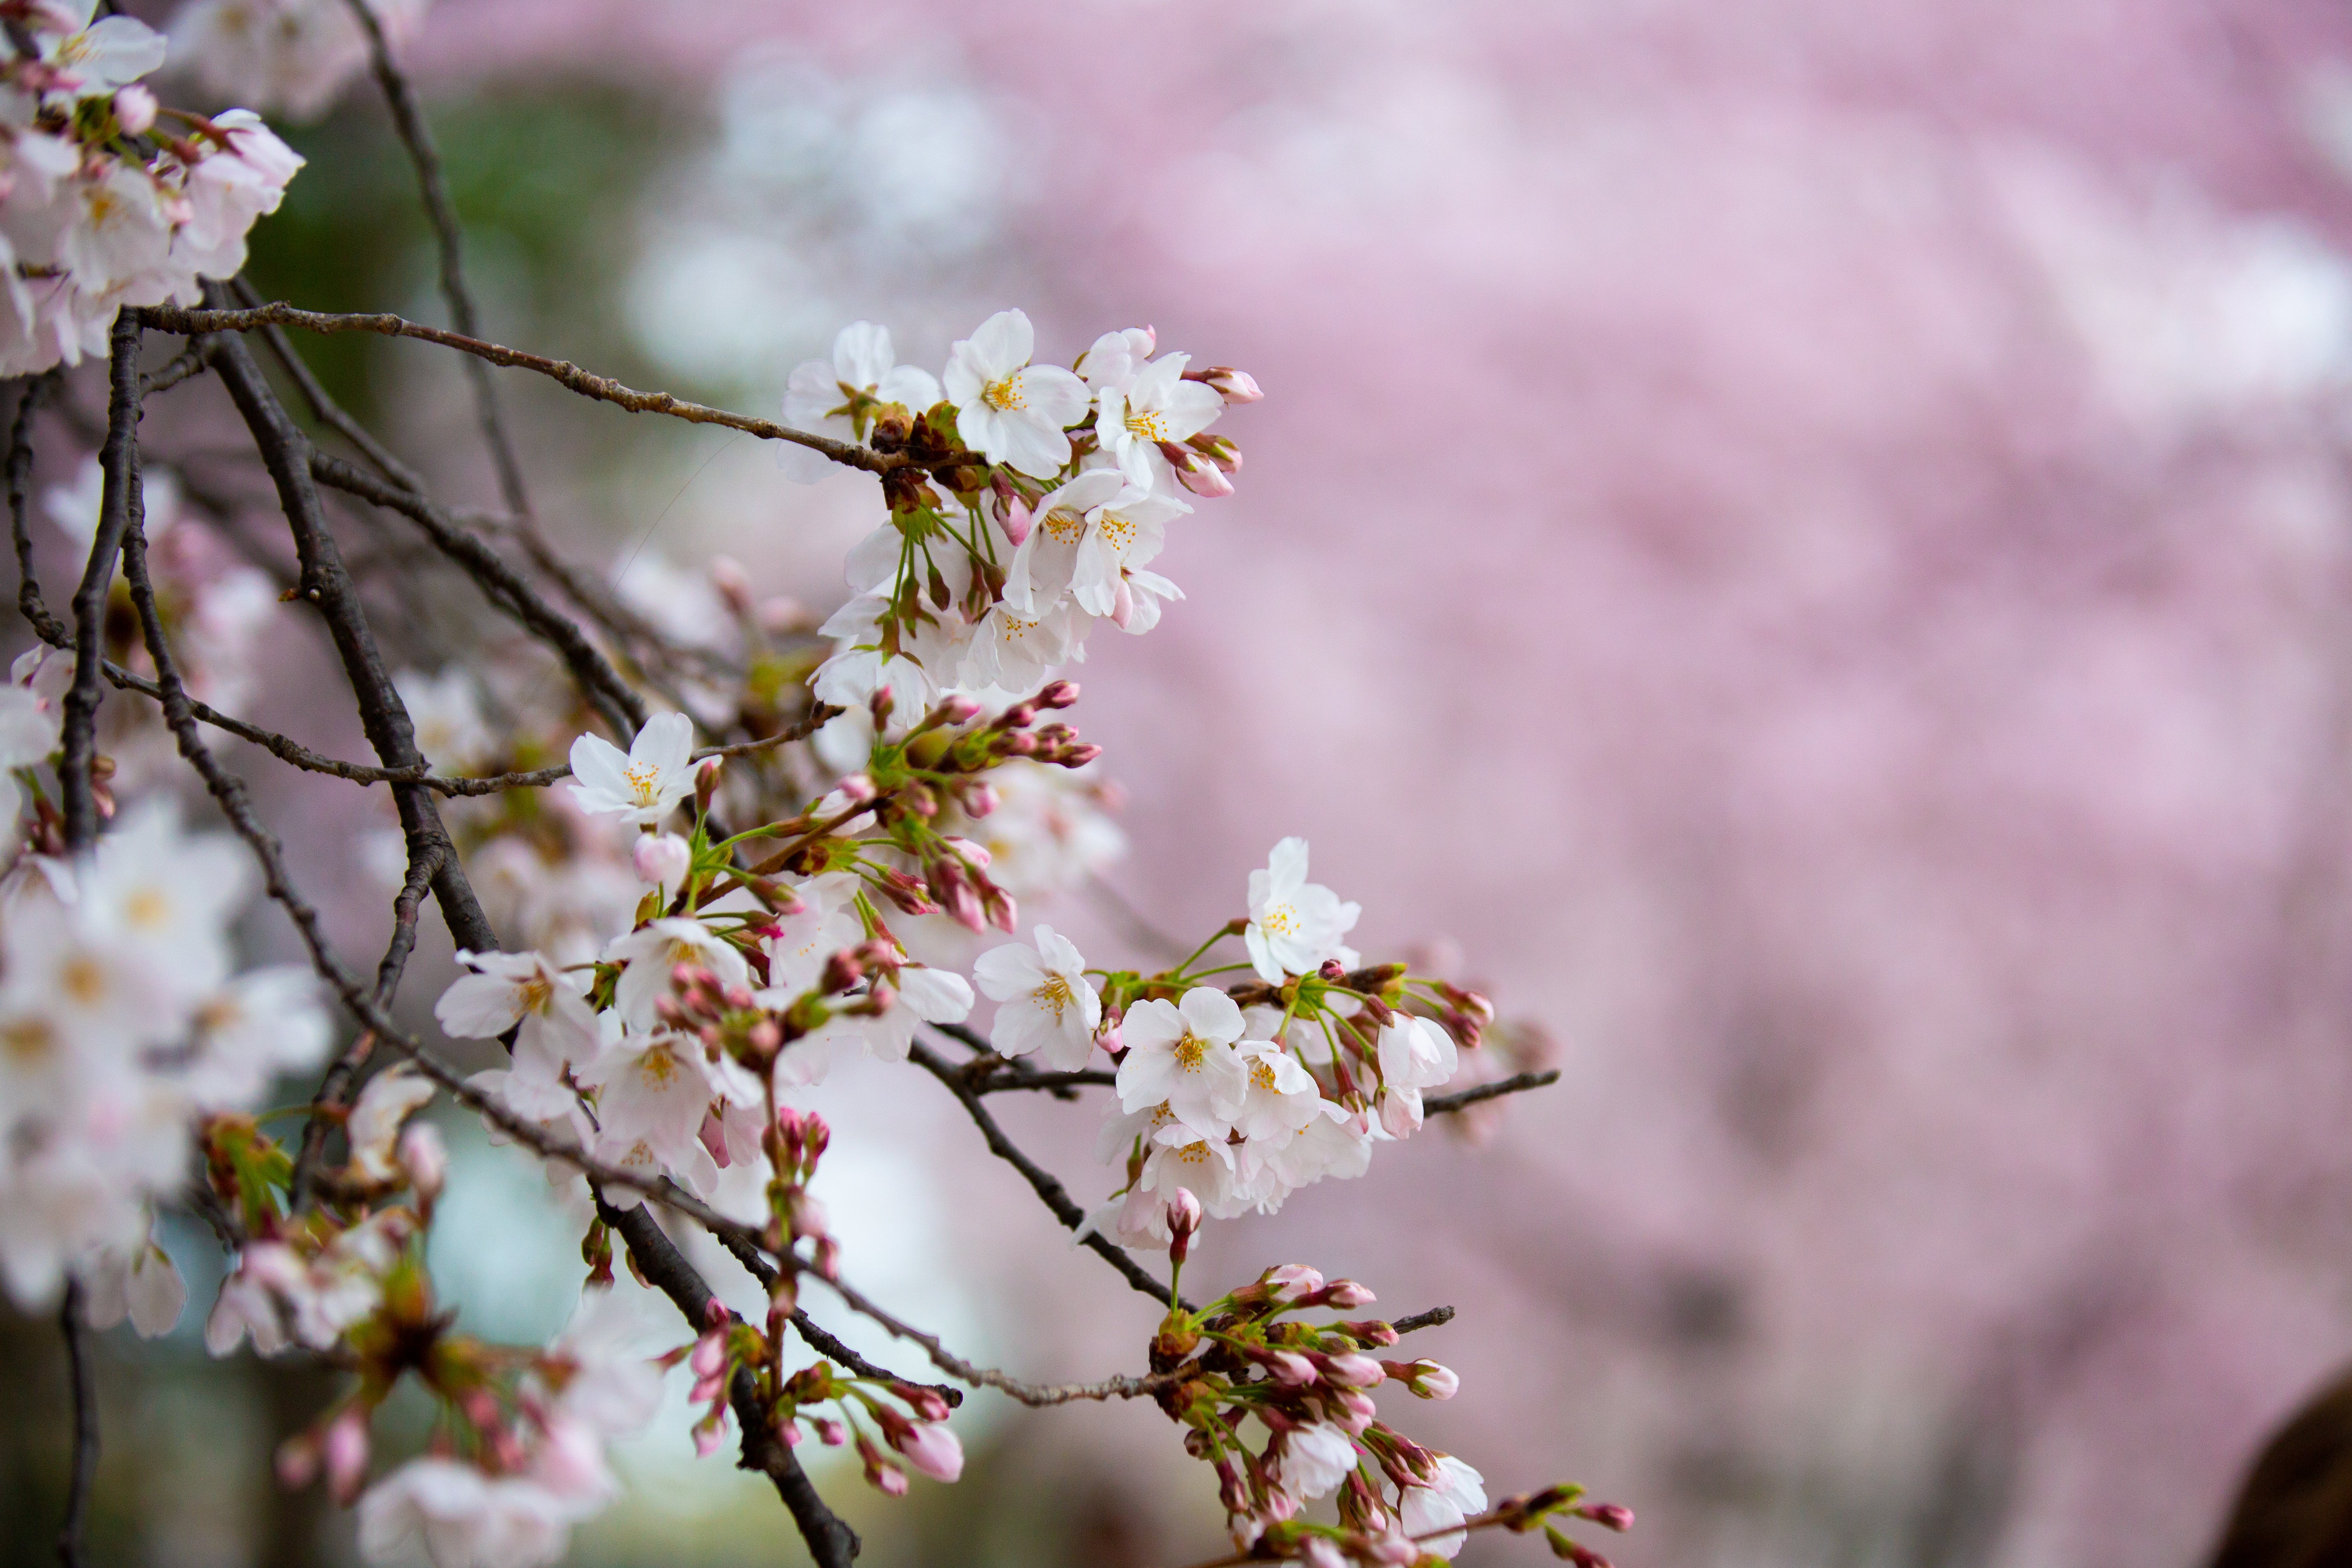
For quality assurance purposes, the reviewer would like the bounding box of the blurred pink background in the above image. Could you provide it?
[409,3,2352,1564]
[51,2,2352,1564]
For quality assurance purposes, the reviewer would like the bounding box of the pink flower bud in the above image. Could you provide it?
[1321,1352,1386,1388]
[1187,365,1263,403]
[935,695,981,725]
[838,773,877,804]
[114,84,157,136]
[885,1413,964,1482]
[813,1416,847,1446]
[891,1383,953,1423]
[962,782,1000,818]
[695,756,723,811]
[690,1327,728,1379]
[691,1409,728,1457]
[1267,1350,1317,1387]
[275,1432,320,1489]
[946,835,993,869]
[1265,1264,1324,1302]
[1166,1187,1203,1263]
[1333,1388,1378,1432]
[1577,1503,1635,1532]
[1057,744,1103,768]
[709,555,753,615]
[1385,1359,1458,1399]
[323,1406,370,1503]
[997,492,1033,546]
[857,1434,910,1495]
[1036,679,1079,708]
[1323,1280,1376,1309]
[396,1122,446,1204]
[822,951,865,992]
[633,831,692,889]
[1301,1539,1346,1568]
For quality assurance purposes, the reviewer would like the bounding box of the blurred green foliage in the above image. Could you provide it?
[244,82,677,425]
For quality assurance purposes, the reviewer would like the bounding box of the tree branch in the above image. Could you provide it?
[56,1280,95,1568]
[197,316,499,957]
[908,1036,1187,1309]
[597,1198,862,1568]
[1421,1069,1561,1116]
[147,302,933,476]
[9,369,63,644]
[309,449,644,737]
[58,312,143,849]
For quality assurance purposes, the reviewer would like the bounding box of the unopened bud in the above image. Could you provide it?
[1576,1503,1635,1532]
[821,951,864,993]
[935,694,980,726]
[1167,1187,1203,1263]
[709,555,754,615]
[323,1406,370,1504]
[1036,679,1079,709]
[1321,1280,1376,1309]
[1188,432,1243,472]
[1191,365,1264,403]
[1319,1352,1386,1388]
[1384,1358,1458,1399]
[396,1122,447,1205]
[837,773,877,804]
[961,782,1000,818]
[114,83,157,136]
[633,831,693,890]
[695,756,723,813]
[275,1432,320,1489]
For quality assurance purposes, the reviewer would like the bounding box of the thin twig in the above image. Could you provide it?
[1391,1305,1456,1336]
[56,1280,96,1568]
[147,301,937,476]
[1421,1069,1561,1116]
[596,1198,861,1568]
[310,450,645,737]
[909,1036,1188,1309]
[9,370,63,643]
[817,1270,1181,1408]
[58,312,143,849]
[231,274,425,494]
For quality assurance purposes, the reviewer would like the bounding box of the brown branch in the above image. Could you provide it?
[9,370,63,644]
[196,314,499,957]
[56,1280,95,1568]
[231,275,424,494]
[309,450,645,737]
[58,312,143,849]
[596,1198,861,1568]
[145,302,928,476]
[1422,1069,1560,1116]
[908,1036,1187,1309]
[816,1271,1180,1408]
[1391,1305,1456,1336]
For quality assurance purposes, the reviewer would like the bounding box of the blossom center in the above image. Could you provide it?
[1040,507,1087,543]
[1173,1138,1211,1166]
[60,955,105,1005]
[1124,410,1168,444]
[1032,973,1074,1022]
[623,762,661,806]
[125,888,169,929]
[1097,513,1137,553]
[641,1047,680,1088]
[1174,1033,1205,1072]
[1250,1058,1278,1092]
[520,976,553,1014]
[2,1016,55,1062]
[1259,904,1298,939]
[982,373,1026,413]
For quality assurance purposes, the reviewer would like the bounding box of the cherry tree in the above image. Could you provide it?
[0,4,1618,1566]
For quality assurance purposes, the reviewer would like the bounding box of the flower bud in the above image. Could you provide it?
[1383,1358,1458,1398]
[813,1416,847,1446]
[709,555,754,615]
[275,1432,321,1489]
[1340,1319,1399,1348]
[1036,679,1079,708]
[822,951,865,993]
[880,1407,964,1481]
[690,1327,728,1379]
[891,1383,954,1423]
[1192,366,1264,403]
[1056,743,1103,768]
[691,1408,728,1457]
[935,694,981,726]
[838,772,878,804]
[1265,1263,1325,1302]
[961,782,1000,818]
[856,1433,910,1495]
[1266,1350,1317,1386]
[1319,1352,1386,1388]
[396,1123,447,1205]
[1188,432,1243,472]
[633,831,692,890]
[1576,1503,1635,1532]
[114,83,157,136]
[1322,1280,1376,1309]
[695,756,723,813]
[1166,1187,1203,1263]
[323,1406,371,1503]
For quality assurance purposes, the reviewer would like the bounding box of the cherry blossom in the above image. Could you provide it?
[434,949,597,1051]
[1095,351,1226,493]
[973,923,1100,1069]
[567,711,697,825]
[355,1459,577,1568]
[1244,836,1362,984]
[1398,1455,1488,1558]
[779,320,944,482]
[1116,988,1251,1138]
[943,308,1092,478]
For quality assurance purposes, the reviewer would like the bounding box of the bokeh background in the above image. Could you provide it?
[19,1,2352,1565]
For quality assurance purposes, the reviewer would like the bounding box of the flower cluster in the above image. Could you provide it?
[966,835,1485,1247]
[0,796,329,1317]
[198,1063,668,1568]
[168,0,431,122]
[1144,1261,1632,1566]
[800,310,1261,714]
[0,2,304,374]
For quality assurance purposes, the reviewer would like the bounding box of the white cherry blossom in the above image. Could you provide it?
[1095,351,1225,493]
[779,320,943,482]
[356,1458,578,1568]
[1116,988,1251,1137]
[603,917,749,1032]
[435,949,597,1053]
[1275,1422,1360,1502]
[972,924,1100,1069]
[79,1230,185,1337]
[567,711,697,825]
[943,309,1092,479]
[1244,836,1362,984]
[1398,1455,1488,1559]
